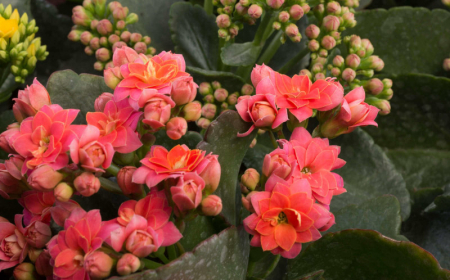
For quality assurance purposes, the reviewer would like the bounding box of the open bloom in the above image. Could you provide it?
[16,215,52,249]
[12,78,51,123]
[0,216,28,272]
[281,127,346,205]
[19,190,55,226]
[86,99,142,154]
[133,145,211,188]
[12,105,79,173]
[0,10,19,39]
[318,87,379,138]
[251,64,275,87]
[49,200,81,227]
[0,123,20,154]
[244,176,333,259]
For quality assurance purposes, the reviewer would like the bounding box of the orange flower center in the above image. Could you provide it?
[277,211,288,224]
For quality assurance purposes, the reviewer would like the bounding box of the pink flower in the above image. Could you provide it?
[319,87,379,138]
[0,216,29,272]
[116,253,140,276]
[35,249,53,278]
[0,156,27,199]
[281,127,346,205]
[49,200,81,227]
[251,64,275,88]
[94,92,114,112]
[243,176,332,259]
[117,166,144,196]
[12,78,51,123]
[171,172,205,216]
[0,123,20,154]
[73,172,101,197]
[138,89,176,131]
[133,145,210,188]
[27,164,64,192]
[84,250,113,279]
[262,144,296,179]
[16,215,52,249]
[171,76,198,106]
[201,195,223,216]
[12,105,80,173]
[166,117,188,140]
[19,190,55,226]
[47,209,104,280]
[86,99,142,154]
[198,154,221,193]
[236,77,288,137]
[69,125,114,172]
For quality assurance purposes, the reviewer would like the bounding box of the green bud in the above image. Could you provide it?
[0,38,7,50]
[27,56,37,69]
[83,0,95,13]
[20,69,28,78]
[9,48,18,58]
[20,13,28,24]
[18,23,26,36]
[36,45,47,57]
[26,20,36,35]
[125,13,138,25]
[11,65,20,74]
[15,76,23,83]
[0,4,4,15]
[15,43,23,52]
[94,2,106,18]
[4,4,12,18]
[19,50,28,58]
[10,31,20,46]
[31,38,41,49]
[0,50,8,61]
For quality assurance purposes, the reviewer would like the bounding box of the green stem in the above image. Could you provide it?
[167,245,177,261]
[204,0,213,15]
[256,31,283,65]
[269,131,278,149]
[156,253,169,264]
[106,163,121,176]
[176,242,185,255]
[261,255,281,278]
[99,177,123,194]
[253,11,274,47]
[278,47,310,74]
[0,64,11,86]
[140,258,163,270]
[246,261,256,277]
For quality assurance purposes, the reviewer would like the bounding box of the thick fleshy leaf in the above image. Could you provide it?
[243,132,275,173]
[344,8,450,76]
[425,185,450,214]
[117,226,249,280]
[326,195,406,241]
[154,130,203,150]
[197,111,257,225]
[178,215,227,252]
[187,66,245,92]
[221,42,262,67]
[330,129,410,220]
[46,70,112,124]
[169,2,219,70]
[286,230,450,280]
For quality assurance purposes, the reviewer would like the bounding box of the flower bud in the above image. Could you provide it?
[364,78,384,95]
[321,35,336,50]
[130,32,142,43]
[143,36,152,45]
[211,81,221,90]
[248,4,263,19]
[85,251,114,280]
[346,54,360,69]
[94,61,104,71]
[367,98,390,115]
[28,248,42,263]
[227,93,238,105]
[203,94,214,103]
[108,1,122,12]
[218,28,229,39]
[67,30,81,41]
[278,11,290,23]
[343,12,356,27]
[272,21,281,30]
[85,46,94,55]
[327,1,341,14]
[201,195,223,216]
[134,42,147,54]
[348,35,361,49]
[242,191,258,212]
[72,6,92,26]
[308,39,320,52]
[314,73,325,80]
[13,263,36,280]
[93,92,113,112]
[214,88,229,102]
[171,76,198,105]
[108,34,120,45]
[27,165,63,191]
[95,47,111,62]
[54,183,74,202]
[289,5,304,20]
[216,14,231,28]
[331,67,341,77]
[299,69,312,79]
[332,55,344,68]
[74,172,100,197]
[113,6,129,21]
[285,23,299,38]
[266,0,284,9]
[241,84,254,95]
[96,19,113,36]
[166,117,187,140]
[241,168,260,191]
[383,78,393,89]
[90,37,100,50]
[183,101,202,121]
[202,104,217,119]
[117,166,144,196]
[342,68,356,82]
[120,31,131,42]
[199,82,212,95]
[117,253,140,276]
[443,0,450,7]
[323,15,340,32]
[235,3,248,15]
[197,118,211,129]
[125,13,139,25]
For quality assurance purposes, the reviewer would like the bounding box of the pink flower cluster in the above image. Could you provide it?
[244,127,344,259]
[236,64,379,138]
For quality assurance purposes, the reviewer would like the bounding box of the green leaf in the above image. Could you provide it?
[331,129,410,220]
[295,270,325,280]
[344,7,450,76]
[365,74,450,150]
[0,74,18,103]
[221,42,262,67]
[197,111,257,225]
[117,226,250,280]
[286,230,450,280]
[178,216,220,252]
[387,149,450,212]
[327,195,406,241]
[169,2,219,70]
[46,70,112,124]
[243,143,272,175]
[154,130,203,150]
[425,185,450,213]
[119,0,184,52]
[187,66,245,92]
[355,0,373,10]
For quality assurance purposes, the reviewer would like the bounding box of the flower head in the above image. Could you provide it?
[0,215,29,272]
[0,11,19,39]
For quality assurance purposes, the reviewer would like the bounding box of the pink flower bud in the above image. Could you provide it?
[79,31,93,45]
[97,19,113,36]
[24,221,52,248]
[302,3,311,13]
[117,166,144,196]
[72,6,92,26]
[27,165,63,191]
[305,24,320,39]
[171,76,198,105]
[216,14,231,28]
[248,4,263,18]
[211,81,221,90]
[74,172,100,197]
[315,73,326,80]
[333,55,345,67]
[342,68,356,82]
[120,31,131,42]
[250,65,273,87]
[202,103,217,119]
[133,42,147,54]
[214,88,229,102]
[199,82,212,95]
[364,78,384,95]
[240,0,250,6]
[218,28,229,39]
[13,263,35,280]
[323,15,340,31]
[54,183,74,202]
[94,92,114,112]
[241,168,260,191]
[197,118,211,129]
[85,46,94,55]
[273,21,281,30]
[85,251,114,279]
[166,117,188,140]
[108,1,122,12]
[130,32,143,43]
[289,5,304,20]
[308,39,320,52]
[108,34,120,45]
[299,69,312,79]
[171,173,205,215]
[227,93,238,105]
[117,253,140,276]
[68,30,81,41]
[262,150,293,179]
[242,191,257,212]
[143,36,152,45]
[104,67,122,89]
[278,11,290,22]
[321,35,336,50]
[331,67,341,77]
[266,0,284,9]
[285,23,299,38]
[346,54,361,69]
[95,47,111,62]
[126,229,158,257]
[370,98,391,115]
[327,1,341,14]
[343,12,356,27]
[35,250,52,277]
[235,3,248,15]
[201,195,222,216]
[90,37,100,50]
[203,94,214,103]
[113,6,129,20]
[183,101,202,122]
[241,84,254,96]
[199,155,221,194]
[383,78,393,89]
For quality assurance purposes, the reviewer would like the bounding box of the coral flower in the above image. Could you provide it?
[0,156,26,199]
[243,176,333,259]
[12,105,80,173]
[47,209,104,280]
[133,145,210,188]
[274,74,343,122]
[12,78,51,123]
[0,215,28,272]
[281,127,346,205]
[86,99,142,154]
[19,190,55,226]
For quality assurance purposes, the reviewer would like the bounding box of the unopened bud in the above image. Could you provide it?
[125,13,139,25]
[120,31,131,42]
[90,37,100,50]
[378,88,393,100]
[241,168,260,191]
[183,101,202,122]
[321,35,336,50]
[248,4,263,19]
[108,1,122,12]
[443,0,450,7]
[367,97,390,115]
[361,39,374,56]
[74,172,100,197]
[166,117,187,140]
[305,25,320,40]
[278,11,290,23]
[364,78,384,95]
[311,63,323,73]
[241,84,254,95]
[13,263,36,280]
[130,32,142,43]
[332,55,344,67]
[214,88,229,102]
[117,254,140,276]
[202,104,217,119]
[272,21,281,30]
[301,3,311,13]
[266,0,284,9]
[67,30,81,41]
[113,6,129,21]
[299,69,312,79]
[96,19,113,36]
[323,15,340,31]
[90,19,99,30]
[327,1,341,14]
[203,94,214,103]
[348,35,361,49]
[134,42,147,54]
[383,78,393,89]
[201,195,223,216]
[227,93,238,105]
[218,28,229,39]
[54,183,73,202]
[116,20,126,30]
[85,251,113,280]
[314,73,325,80]
[289,5,304,20]
[346,54,360,69]
[216,14,231,28]
[211,81,221,90]
[342,68,356,82]
[143,36,151,45]
[107,34,120,45]
[199,82,212,95]
[313,4,324,17]
[318,49,328,57]
[330,67,340,77]
[197,118,211,129]
[95,48,110,62]
[343,12,356,27]
[308,40,320,52]
[285,23,299,38]
[235,3,248,15]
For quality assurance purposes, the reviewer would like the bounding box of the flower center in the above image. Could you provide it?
[277,211,288,224]
[74,254,85,267]
[301,167,311,174]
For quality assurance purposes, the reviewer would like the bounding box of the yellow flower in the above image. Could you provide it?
[0,12,19,39]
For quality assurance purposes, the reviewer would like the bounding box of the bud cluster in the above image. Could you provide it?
[213,0,309,42]
[197,81,252,128]
[305,1,357,81]
[0,5,48,84]
[68,0,155,71]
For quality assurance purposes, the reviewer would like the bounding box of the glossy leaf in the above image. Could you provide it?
[46,70,112,124]
[154,130,203,150]
[197,111,257,225]
[287,230,450,280]
[221,42,262,67]
[117,226,250,280]
[187,66,245,92]
[169,2,219,70]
